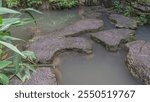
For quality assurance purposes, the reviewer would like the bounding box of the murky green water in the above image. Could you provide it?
[11,8,149,85]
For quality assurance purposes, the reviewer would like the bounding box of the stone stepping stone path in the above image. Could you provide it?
[10,6,150,85]
[47,19,104,37]
[10,67,57,85]
[109,14,137,29]
[125,40,150,84]
[91,29,135,52]
[27,37,92,64]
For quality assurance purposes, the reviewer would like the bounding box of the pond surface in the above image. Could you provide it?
[136,24,150,42]
[11,8,150,85]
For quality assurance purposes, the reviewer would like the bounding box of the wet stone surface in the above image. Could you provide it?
[91,29,135,52]
[10,67,57,85]
[126,40,150,84]
[57,19,104,37]
[109,14,137,29]
[27,37,93,64]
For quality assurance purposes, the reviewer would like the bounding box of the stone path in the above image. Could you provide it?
[91,29,135,51]
[10,6,150,85]
[109,14,137,29]
[10,67,57,85]
[125,40,150,84]
[27,37,92,64]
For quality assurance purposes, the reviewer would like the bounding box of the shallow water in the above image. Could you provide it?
[136,24,150,42]
[10,8,80,40]
[10,8,150,85]
[59,13,141,85]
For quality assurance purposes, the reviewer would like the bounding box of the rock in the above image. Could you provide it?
[35,19,103,38]
[125,40,150,84]
[91,29,135,52]
[27,37,93,63]
[28,19,103,40]
[10,67,57,85]
[58,19,104,37]
[132,3,150,13]
[82,11,102,19]
[109,14,137,29]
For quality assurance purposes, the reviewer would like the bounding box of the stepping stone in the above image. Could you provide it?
[26,37,92,63]
[109,14,137,29]
[44,19,104,37]
[10,67,57,85]
[125,40,150,84]
[91,29,135,52]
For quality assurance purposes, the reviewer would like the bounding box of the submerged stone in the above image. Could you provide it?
[91,29,135,52]
[109,14,137,29]
[10,67,57,85]
[125,40,150,84]
[27,37,92,64]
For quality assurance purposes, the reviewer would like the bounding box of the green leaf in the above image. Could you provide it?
[0,16,2,25]
[22,63,35,72]
[0,7,21,15]
[0,18,21,31]
[0,24,11,31]
[16,66,31,82]
[2,36,24,41]
[15,18,34,26]
[0,73,9,85]
[21,8,42,14]
[13,52,19,73]
[0,60,12,69]
[0,40,26,58]
[0,0,2,7]
[2,18,20,24]
[22,51,37,61]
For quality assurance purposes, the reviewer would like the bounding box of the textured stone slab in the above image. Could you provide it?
[126,40,150,84]
[109,14,137,29]
[91,29,135,51]
[58,19,104,37]
[27,37,92,63]
[10,67,57,85]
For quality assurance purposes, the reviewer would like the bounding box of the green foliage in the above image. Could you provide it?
[113,0,123,13]
[58,0,78,8]
[0,73,9,85]
[6,0,20,8]
[124,6,134,17]
[0,7,40,85]
[136,14,148,25]
[48,0,78,8]
[27,0,42,8]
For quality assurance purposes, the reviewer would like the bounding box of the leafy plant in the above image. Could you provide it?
[27,0,42,8]
[0,7,41,85]
[136,14,148,25]
[113,0,123,13]
[6,0,20,8]
[59,0,78,8]
[124,6,134,17]
[48,0,78,9]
